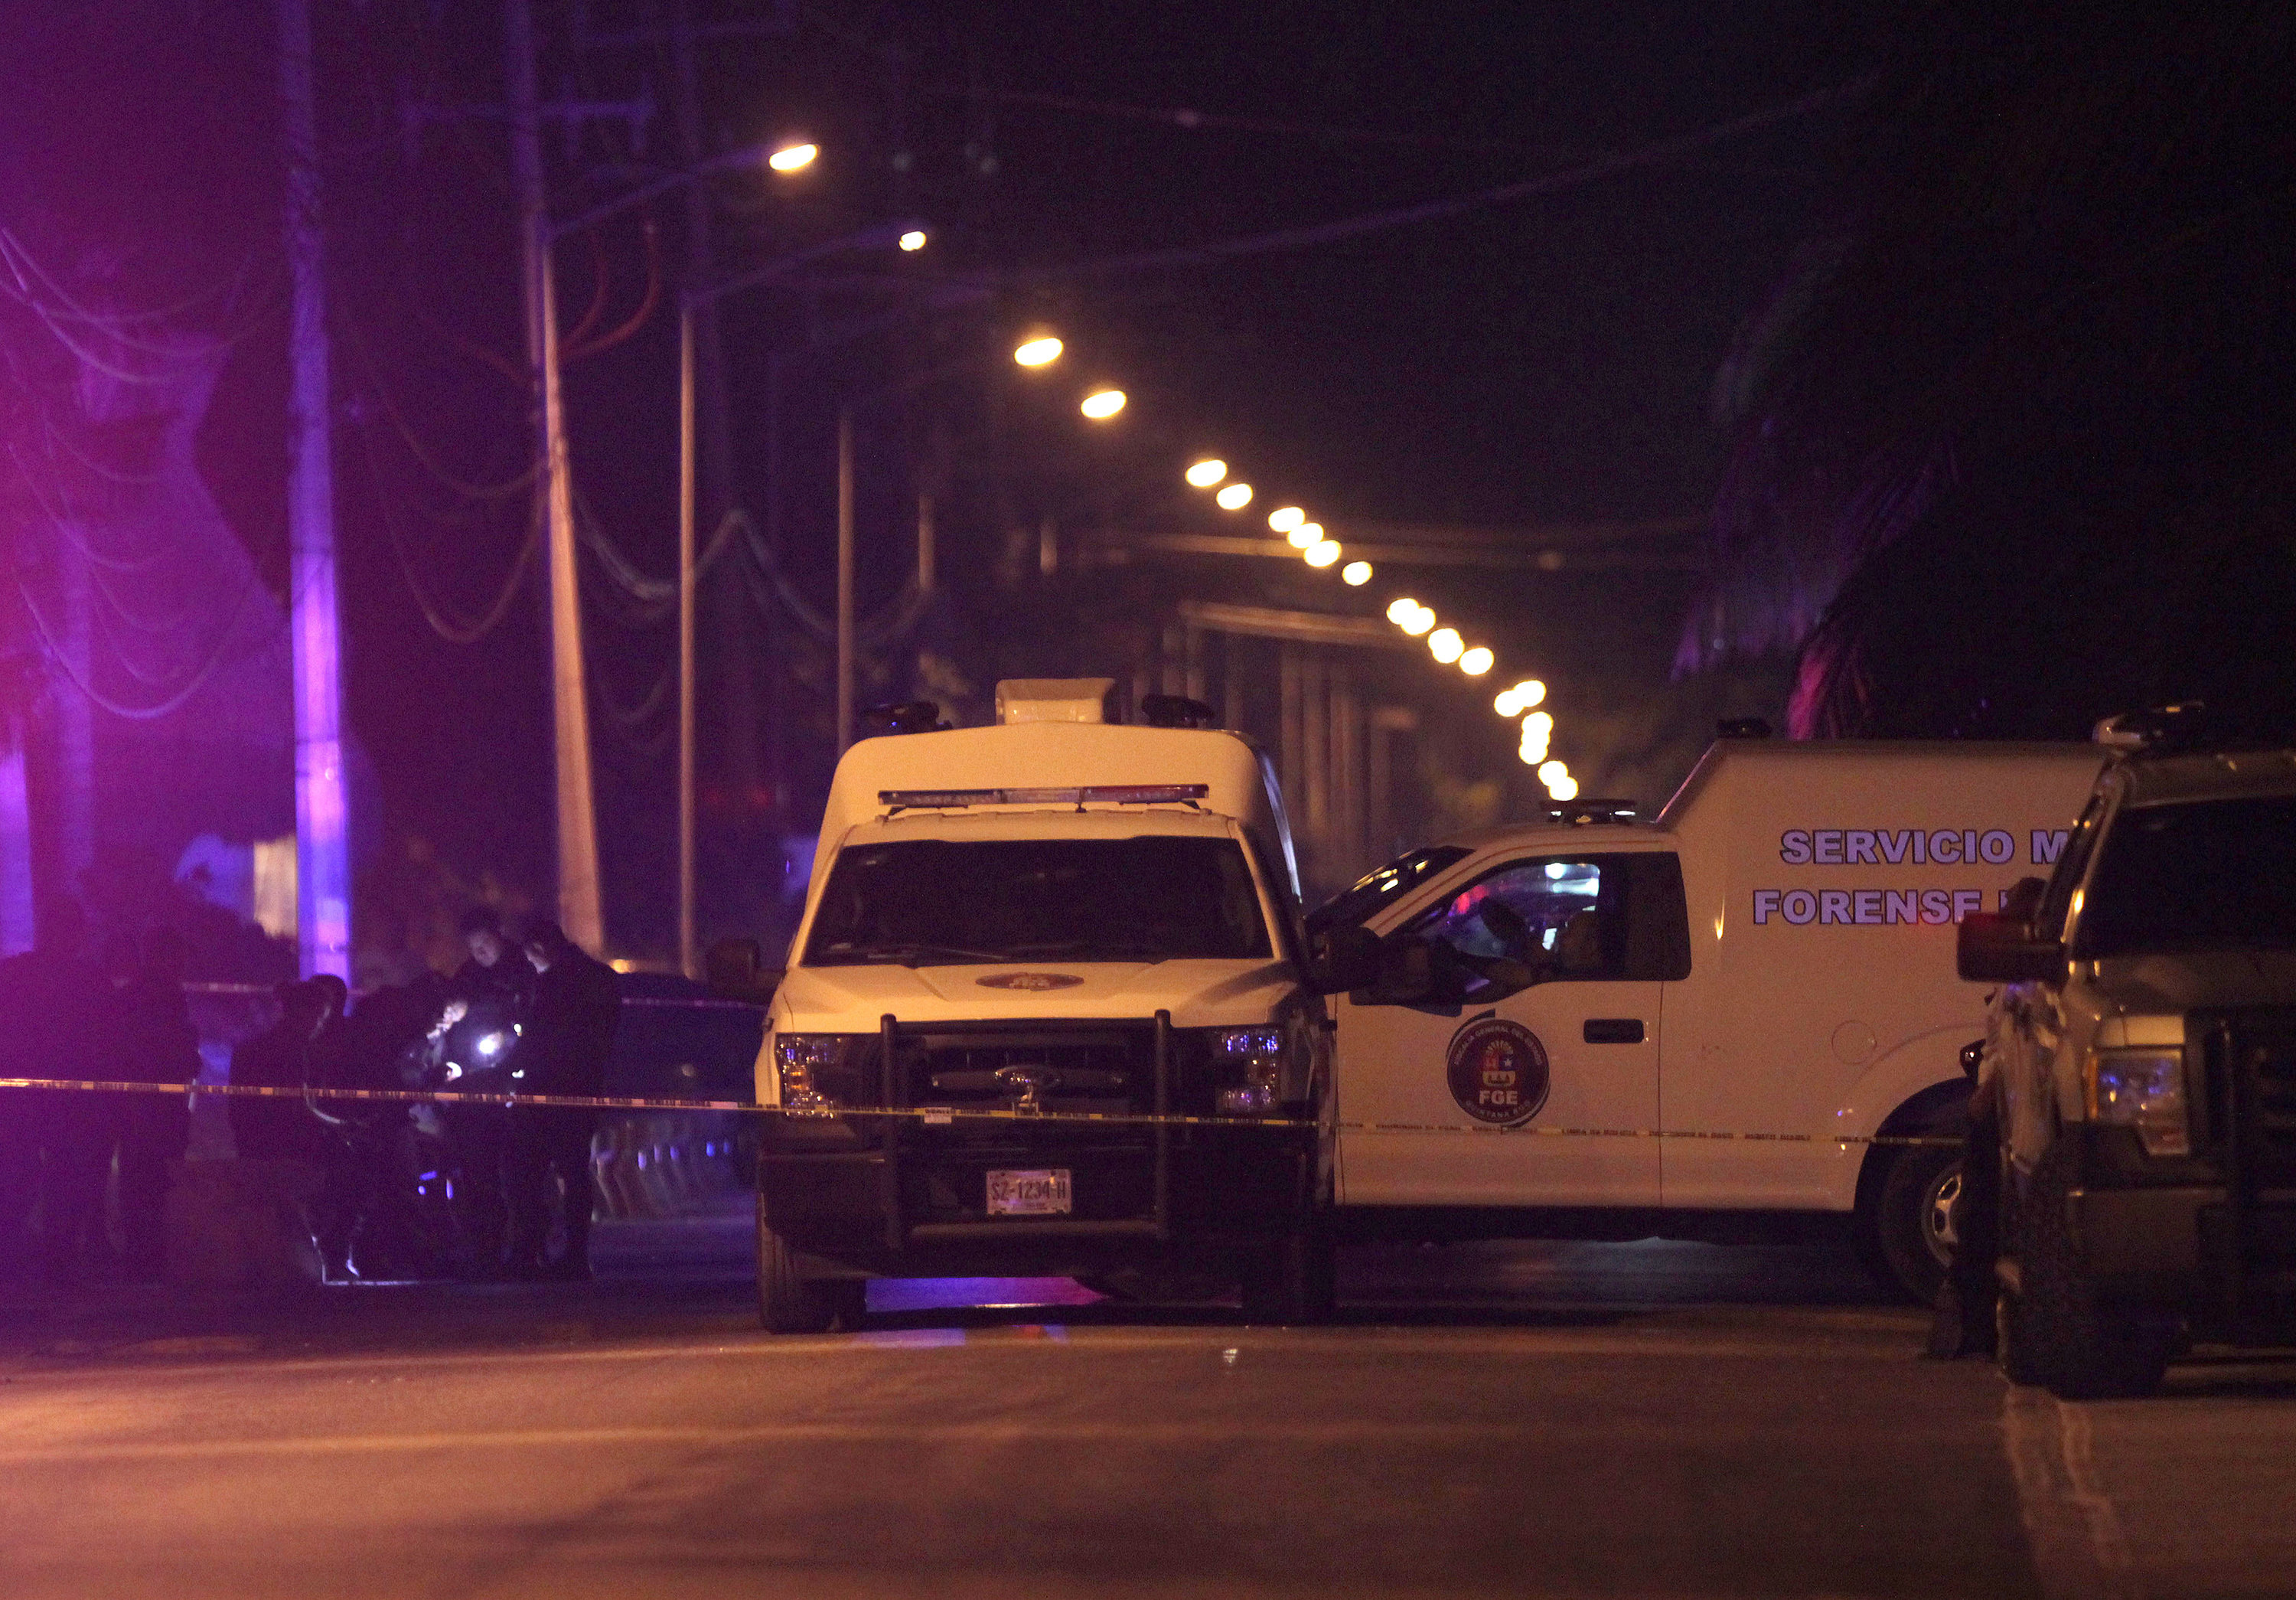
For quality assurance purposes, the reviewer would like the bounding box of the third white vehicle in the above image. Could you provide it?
[1309,730,2102,1298]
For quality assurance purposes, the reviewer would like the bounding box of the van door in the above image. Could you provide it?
[1334,852,1685,1209]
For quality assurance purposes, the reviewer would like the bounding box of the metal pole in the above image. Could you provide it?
[279,0,351,981]
[507,0,604,952]
[677,299,697,977]
[837,407,855,753]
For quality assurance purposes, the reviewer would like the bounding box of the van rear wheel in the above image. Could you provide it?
[1856,1111,1965,1304]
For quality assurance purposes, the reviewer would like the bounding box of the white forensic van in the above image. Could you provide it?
[1307,733,2105,1300]
[719,681,1333,1331]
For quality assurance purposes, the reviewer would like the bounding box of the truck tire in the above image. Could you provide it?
[1239,1224,1336,1325]
[756,1202,841,1334]
[1872,1141,1962,1304]
[2001,1144,2174,1399]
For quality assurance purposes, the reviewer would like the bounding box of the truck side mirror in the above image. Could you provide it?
[1306,924,1381,995]
[1955,913,2065,984]
[1364,935,1437,1007]
[705,937,782,1004]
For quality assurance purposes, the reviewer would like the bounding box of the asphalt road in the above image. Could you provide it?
[2,1215,2293,1599]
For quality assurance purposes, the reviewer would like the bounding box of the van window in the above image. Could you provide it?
[1397,853,1688,1004]
[806,837,1274,966]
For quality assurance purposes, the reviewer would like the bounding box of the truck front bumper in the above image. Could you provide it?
[758,1121,1317,1280]
[2069,1184,2296,1323]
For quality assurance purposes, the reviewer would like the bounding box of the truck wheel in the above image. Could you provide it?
[755,1202,838,1334]
[1870,1141,1962,1304]
[2004,1144,2174,1399]
[1239,1225,1336,1325]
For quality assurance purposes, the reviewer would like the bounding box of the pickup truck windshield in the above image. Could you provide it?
[806,836,1273,966]
[2079,796,2296,956]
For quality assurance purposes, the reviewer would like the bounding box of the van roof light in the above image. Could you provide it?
[1544,798,1639,826]
[1140,694,1215,729]
[2092,702,2296,756]
[859,700,946,736]
[879,784,1210,813]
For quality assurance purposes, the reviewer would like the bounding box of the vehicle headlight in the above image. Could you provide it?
[1210,1026,1287,1118]
[773,1033,859,1112]
[2086,1048,2190,1157]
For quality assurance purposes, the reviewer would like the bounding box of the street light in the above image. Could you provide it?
[1080,388,1126,420]
[1342,560,1372,586]
[768,141,819,172]
[1215,482,1253,510]
[1495,678,1546,716]
[1304,539,1341,567]
[1429,627,1464,664]
[898,229,928,251]
[1185,458,1228,488]
[1459,646,1495,676]
[1014,335,1064,367]
[1268,506,1304,534]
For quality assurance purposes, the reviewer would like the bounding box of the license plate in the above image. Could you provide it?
[987,1168,1071,1216]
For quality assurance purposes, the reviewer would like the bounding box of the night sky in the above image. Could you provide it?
[1,1,1886,959]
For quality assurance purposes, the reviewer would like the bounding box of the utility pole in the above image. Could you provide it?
[278,0,352,981]
[677,300,696,977]
[837,408,855,753]
[506,0,604,952]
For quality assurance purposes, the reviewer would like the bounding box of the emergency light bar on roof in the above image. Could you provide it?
[879,784,1210,812]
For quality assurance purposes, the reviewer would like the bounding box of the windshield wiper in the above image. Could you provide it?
[834,942,1012,967]
[1001,939,1176,962]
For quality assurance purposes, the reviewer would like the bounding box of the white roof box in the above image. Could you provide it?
[996,678,1123,726]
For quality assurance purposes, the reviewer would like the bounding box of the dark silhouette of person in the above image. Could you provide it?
[230,981,329,1164]
[113,927,203,1282]
[507,919,620,1278]
[313,972,452,1281]
[442,907,535,1277]
[0,902,118,1285]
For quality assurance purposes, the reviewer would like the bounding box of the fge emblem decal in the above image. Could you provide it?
[1446,1014,1550,1127]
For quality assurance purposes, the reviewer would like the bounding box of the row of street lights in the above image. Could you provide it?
[1175,456,1581,803]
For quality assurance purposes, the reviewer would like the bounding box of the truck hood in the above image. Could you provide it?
[2095,949,2296,1014]
[773,958,1302,1032]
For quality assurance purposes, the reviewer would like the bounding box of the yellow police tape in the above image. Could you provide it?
[0,1076,1962,1148]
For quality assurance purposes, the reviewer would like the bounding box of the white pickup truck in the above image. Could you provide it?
[1307,733,2102,1300]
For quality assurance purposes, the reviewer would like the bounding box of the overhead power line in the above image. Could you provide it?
[993,80,1869,285]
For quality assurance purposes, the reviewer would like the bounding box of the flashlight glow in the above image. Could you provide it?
[1459,646,1494,676]
[1216,482,1254,510]
[768,142,819,172]
[1304,540,1341,567]
[898,230,928,251]
[1268,506,1305,534]
[1080,389,1126,420]
[1341,560,1372,586]
[1014,336,1063,367]
[1186,459,1228,488]
[1429,628,1463,664]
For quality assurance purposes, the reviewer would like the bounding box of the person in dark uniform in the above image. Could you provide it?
[442,907,534,1278]
[113,927,202,1282]
[230,981,329,1164]
[507,919,619,1278]
[0,903,118,1285]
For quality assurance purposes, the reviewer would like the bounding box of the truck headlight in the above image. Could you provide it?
[1210,1026,1286,1118]
[773,1034,859,1112]
[2086,1048,2190,1158]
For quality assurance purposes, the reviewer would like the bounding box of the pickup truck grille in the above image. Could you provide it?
[2203,1009,2296,1187]
[900,1025,1156,1115]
